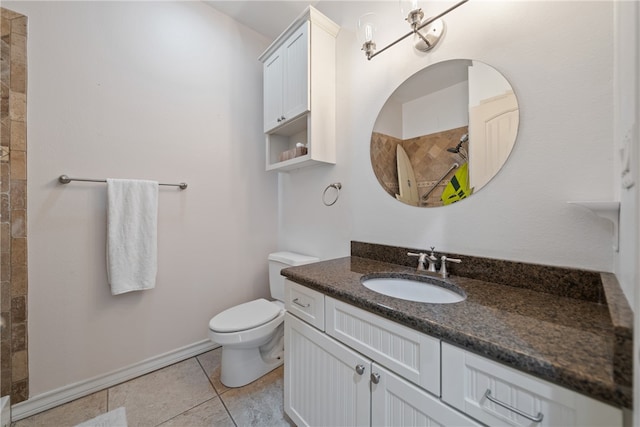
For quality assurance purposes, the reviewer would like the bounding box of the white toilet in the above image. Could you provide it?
[208,251,318,387]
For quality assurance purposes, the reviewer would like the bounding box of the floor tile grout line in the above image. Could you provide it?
[195,353,221,397]
[151,356,220,426]
[217,392,238,427]
[195,353,238,427]
[151,396,219,427]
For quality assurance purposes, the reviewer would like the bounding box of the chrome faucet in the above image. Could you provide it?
[408,247,438,272]
[439,255,461,278]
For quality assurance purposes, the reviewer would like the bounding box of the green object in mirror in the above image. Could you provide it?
[371,59,519,207]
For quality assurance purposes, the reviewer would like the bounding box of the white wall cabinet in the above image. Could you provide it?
[262,23,308,133]
[284,280,624,427]
[259,6,339,171]
[262,47,284,133]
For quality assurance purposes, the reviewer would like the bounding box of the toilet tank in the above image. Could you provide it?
[268,252,319,302]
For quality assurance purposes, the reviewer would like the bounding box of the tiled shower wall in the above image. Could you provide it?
[370,126,468,206]
[0,7,28,403]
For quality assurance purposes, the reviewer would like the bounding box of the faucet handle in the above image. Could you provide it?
[439,255,461,278]
[407,252,427,271]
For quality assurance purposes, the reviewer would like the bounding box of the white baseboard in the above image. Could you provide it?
[11,340,218,422]
[1,396,10,427]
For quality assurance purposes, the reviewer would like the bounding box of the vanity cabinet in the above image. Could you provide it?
[284,280,479,427]
[284,279,625,427]
[285,313,479,427]
[259,6,339,172]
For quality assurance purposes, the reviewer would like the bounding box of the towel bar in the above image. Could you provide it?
[58,175,187,189]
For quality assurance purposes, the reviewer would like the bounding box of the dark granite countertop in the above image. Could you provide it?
[281,256,632,409]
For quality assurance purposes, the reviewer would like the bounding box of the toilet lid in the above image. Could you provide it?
[209,298,282,333]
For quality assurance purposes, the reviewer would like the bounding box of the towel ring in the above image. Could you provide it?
[322,182,342,206]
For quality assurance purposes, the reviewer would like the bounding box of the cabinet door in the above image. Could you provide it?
[371,363,481,427]
[326,297,441,396]
[263,48,284,132]
[284,313,370,427]
[282,21,309,124]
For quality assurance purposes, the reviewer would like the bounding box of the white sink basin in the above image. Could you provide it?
[362,277,465,304]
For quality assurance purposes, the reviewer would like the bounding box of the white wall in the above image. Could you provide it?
[402,81,468,139]
[5,1,277,396]
[468,60,512,107]
[612,0,639,422]
[372,97,402,138]
[282,0,615,271]
[614,0,639,310]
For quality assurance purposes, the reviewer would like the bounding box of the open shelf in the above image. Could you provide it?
[568,201,620,251]
[266,114,310,171]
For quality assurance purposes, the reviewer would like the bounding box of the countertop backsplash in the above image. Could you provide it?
[351,241,607,302]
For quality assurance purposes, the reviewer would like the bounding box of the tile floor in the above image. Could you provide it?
[12,348,294,427]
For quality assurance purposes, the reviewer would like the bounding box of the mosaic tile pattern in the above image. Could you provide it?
[0,7,28,403]
[370,127,468,206]
[281,251,633,408]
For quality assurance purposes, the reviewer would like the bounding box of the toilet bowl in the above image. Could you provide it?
[209,299,286,387]
[208,252,318,387]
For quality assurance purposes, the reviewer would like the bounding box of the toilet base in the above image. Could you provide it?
[220,347,283,387]
[219,323,285,388]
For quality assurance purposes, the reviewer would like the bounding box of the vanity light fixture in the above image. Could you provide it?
[358,0,469,60]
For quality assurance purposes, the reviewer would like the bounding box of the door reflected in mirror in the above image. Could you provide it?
[371,59,519,207]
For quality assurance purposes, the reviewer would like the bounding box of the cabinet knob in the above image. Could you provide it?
[370,372,380,384]
[280,115,286,121]
[355,364,365,375]
[277,117,282,122]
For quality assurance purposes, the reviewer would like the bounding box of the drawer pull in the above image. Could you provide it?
[355,364,365,375]
[292,298,310,308]
[484,390,544,423]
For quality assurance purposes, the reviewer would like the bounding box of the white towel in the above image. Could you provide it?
[106,179,159,295]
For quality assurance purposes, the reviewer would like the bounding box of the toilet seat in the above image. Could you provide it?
[209,298,282,333]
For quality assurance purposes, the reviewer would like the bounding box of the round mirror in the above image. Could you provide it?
[371,59,519,207]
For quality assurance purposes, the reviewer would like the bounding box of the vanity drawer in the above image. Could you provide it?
[441,343,623,426]
[284,279,325,331]
[325,297,440,397]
